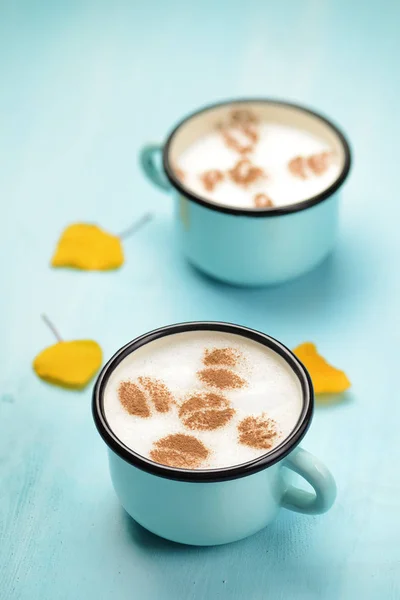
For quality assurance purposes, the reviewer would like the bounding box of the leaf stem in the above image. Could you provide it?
[119,212,153,239]
[41,314,62,341]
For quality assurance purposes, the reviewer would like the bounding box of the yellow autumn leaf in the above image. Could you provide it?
[33,340,102,389]
[51,224,124,271]
[293,342,351,395]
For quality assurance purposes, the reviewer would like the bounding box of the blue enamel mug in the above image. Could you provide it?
[140,99,351,286]
[92,322,336,546]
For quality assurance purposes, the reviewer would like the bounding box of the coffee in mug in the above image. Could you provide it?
[177,108,341,210]
[140,100,351,286]
[104,329,303,469]
[93,322,336,546]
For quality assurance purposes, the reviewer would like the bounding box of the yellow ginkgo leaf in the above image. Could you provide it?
[50,214,152,271]
[33,340,102,389]
[51,224,124,271]
[33,315,102,389]
[293,342,351,395]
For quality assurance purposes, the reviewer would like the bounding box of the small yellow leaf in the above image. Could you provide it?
[51,224,124,270]
[33,340,102,389]
[293,342,351,395]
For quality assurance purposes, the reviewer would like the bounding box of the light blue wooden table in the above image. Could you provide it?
[1,1,399,598]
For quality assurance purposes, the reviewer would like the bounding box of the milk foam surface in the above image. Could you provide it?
[103,331,303,470]
[178,123,341,209]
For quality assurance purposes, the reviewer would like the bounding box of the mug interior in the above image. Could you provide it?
[164,99,351,215]
[93,322,314,482]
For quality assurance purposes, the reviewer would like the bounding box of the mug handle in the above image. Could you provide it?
[140,144,172,192]
[281,447,336,515]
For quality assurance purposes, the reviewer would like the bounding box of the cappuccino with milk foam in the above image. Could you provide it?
[176,109,341,210]
[104,330,303,470]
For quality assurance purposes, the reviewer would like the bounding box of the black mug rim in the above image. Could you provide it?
[92,321,314,483]
[162,98,352,217]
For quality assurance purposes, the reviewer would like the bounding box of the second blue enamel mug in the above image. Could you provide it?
[140,99,351,286]
[92,322,336,546]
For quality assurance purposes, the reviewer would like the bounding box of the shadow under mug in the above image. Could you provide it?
[92,322,336,546]
[140,99,351,286]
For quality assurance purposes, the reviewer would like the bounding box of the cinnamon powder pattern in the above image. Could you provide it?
[118,381,151,418]
[175,167,186,181]
[307,151,331,175]
[229,108,259,126]
[118,342,285,470]
[182,108,335,209]
[288,156,308,179]
[221,127,256,155]
[238,415,278,449]
[228,158,265,187]
[254,193,273,208]
[197,367,246,390]
[179,392,235,431]
[203,347,241,368]
[138,376,174,413]
[118,377,174,418]
[150,433,209,468]
[289,152,332,179]
[200,169,224,192]
[219,108,260,154]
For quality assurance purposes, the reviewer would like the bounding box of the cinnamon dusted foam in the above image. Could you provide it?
[228,158,265,187]
[104,330,303,469]
[254,193,273,208]
[307,151,332,175]
[118,381,151,418]
[150,433,209,468]
[218,108,260,155]
[179,392,235,431]
[200,169,224,192]
[197,367,246,390]
[175,167,186,181]
[177,111,341,209]
[203,347,240,368]
[238,415,279,449]
[221,128,253,155]
[289,152,333,179]
[117,376,174,418]
[137,376,174,413]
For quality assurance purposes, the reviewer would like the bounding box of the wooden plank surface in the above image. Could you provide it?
[1,1,399,598]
